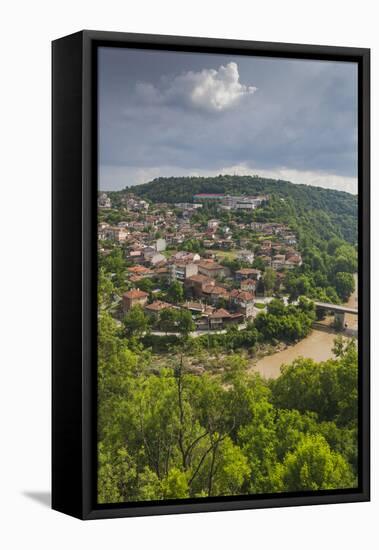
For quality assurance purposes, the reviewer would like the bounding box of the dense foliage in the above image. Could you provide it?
[98,312,358,503]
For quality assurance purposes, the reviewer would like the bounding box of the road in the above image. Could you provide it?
[151,323,247,338]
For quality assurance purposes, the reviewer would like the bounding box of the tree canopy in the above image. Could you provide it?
[98,311,358,503]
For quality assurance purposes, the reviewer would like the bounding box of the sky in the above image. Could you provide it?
[98,47,358,194]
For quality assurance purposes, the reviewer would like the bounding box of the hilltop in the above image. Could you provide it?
[108,175,358,244]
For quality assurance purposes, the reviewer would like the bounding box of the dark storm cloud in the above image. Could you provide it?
[98,47,358,192]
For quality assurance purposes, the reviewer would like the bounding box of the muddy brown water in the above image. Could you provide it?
[250,275,358,380]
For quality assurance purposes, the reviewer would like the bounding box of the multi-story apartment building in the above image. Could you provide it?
[169,261,198,282]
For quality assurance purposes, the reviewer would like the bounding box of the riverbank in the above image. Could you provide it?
[250,274,358,380]
[249,329,338,379]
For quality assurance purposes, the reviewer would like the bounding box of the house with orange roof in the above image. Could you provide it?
[235,268,262,281]
[202,284,230,305]
[144,300,173,319]
[122,289,148,313]
[197,260,229,279]
[127,265,153,278]
[230,289,255,318]
[209,308,231,329]
[240,278,257,292]
[185,274,215,298]
[207,308,242,329]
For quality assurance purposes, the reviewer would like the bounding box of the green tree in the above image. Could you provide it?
[285,273,312,301]
[263,268,276,296]
[297,296,316,318]
[267,298,286,316]
[238,400,278,493]
[273,409,318,461]
[98,267,115,309]
[123,305,149,338]
[280,434,356,491]
[177,309,195,338]
[327,237,345,256]
[160,308,179,334]
[334,272,355,301]
[271,343,358,425]
[167,280,184,303]
[98,443,137,504]
[161,468,189,499]
[253,257,266,271]
[137,277,155,293]
[207,436,250,496]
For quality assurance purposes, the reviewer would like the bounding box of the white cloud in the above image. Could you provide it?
[136,62,257,112]
[217,163,358,194]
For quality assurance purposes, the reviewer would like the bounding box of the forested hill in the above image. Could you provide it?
[112,175,358,244]
[131,175,356,215]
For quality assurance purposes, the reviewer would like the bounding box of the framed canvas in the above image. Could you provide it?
[52,30,370,520]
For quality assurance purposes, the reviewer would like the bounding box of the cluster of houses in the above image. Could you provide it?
[98,192,303,332]
[121,286,252,333]
[98,193,150,212]
[120,257,261,332]
[121,287,246,332]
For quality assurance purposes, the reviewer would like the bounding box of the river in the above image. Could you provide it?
[250,274,358,380]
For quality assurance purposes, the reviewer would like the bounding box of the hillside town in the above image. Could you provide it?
[98,191,303,333]
[94,44,360,504]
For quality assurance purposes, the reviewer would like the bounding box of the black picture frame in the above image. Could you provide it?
[52,30,370,520]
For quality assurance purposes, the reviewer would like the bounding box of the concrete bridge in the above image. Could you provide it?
[314,301,358,329]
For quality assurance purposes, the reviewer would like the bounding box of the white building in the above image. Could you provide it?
[98,193,111,209]
[148,253,166,266]
[237,250,255,264]
[169,262,198,282]
[155,238,167,252]
[221,195,268,211]
[207,219,220,229]
[272,254,286,270]
[104,226,128,242]
[175,202,203,210]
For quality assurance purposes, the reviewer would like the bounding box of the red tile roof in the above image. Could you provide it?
[208,286,229,296]
[187,274,214,284]
[198,261,223,270]
[210,308,231,319]
[203,284,218,294]
[183,301,204,311]
[230,289,254,301]
[236,268,261,275]
[144,300,172,311]
[129,274,144,283]
[286,255,302,263]
[128,265,152,274]
[123,289,148,299]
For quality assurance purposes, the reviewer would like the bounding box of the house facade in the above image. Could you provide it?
[197,260,229,279]
[144,300,173,319]
[230,290,255,318]
[169,261,198,282]
[122,289,148,312]
[185,274,215,298]
[235,268,262,281]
